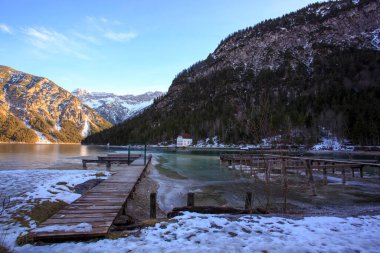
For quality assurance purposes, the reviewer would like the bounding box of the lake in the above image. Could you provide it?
[1,144,380,214]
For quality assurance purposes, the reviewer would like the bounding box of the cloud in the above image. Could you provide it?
[85,16,136,42]
[23,27,89,59]
[104,31,137,42]
[0,24,12,34]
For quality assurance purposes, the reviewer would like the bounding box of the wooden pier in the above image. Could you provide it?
[30,154,152,242]
[220,154,380,186]
[82,154,142,169]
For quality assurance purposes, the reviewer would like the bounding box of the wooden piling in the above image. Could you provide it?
[187,193,195,207]
[305,159,317,196]
[342,169,346,185]
[245,192,253,210]
[360,166,364,178]
[150,193,157,219]
[281,159,288,213]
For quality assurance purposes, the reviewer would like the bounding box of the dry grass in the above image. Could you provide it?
[29,200,67,225]
[95,172,106,178]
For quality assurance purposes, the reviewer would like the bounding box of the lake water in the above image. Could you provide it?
[1,144,380,214]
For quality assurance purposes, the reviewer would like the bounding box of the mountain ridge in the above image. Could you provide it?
[0,66,112,143]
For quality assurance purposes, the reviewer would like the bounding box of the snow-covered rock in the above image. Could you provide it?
[72,89,164,124]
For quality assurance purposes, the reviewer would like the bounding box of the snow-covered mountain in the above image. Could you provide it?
[72,89,164,124]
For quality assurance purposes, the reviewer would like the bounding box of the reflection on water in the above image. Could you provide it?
[0,144,110,170]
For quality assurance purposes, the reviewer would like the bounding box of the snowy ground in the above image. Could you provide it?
[1,169,380,252]
[0,169,111,251]
[16,212,380,253]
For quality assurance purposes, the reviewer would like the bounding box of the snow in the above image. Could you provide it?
[33,223,92,233]
[73,90,163,123]
[0,169,110,251]
[312,137,344,151]
[15,212,380,253]
[371,28,380,51]
[33,130,51,144]
[352,0,360,5]
[81,118,91,137]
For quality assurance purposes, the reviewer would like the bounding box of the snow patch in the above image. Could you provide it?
[371,28,380,51]
[15,212,380,253]
[312,137,343,150]
[33,130,51,144]
[81,118,91,137]
[352,0,360,5]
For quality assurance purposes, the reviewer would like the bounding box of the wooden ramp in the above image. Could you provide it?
[30,155,152,242]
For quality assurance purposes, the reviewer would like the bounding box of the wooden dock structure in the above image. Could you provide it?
[82,154,142,169]
[220,153,380,196]
[30,154,152,242]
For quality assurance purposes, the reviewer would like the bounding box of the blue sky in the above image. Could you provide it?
[0,0,323,95]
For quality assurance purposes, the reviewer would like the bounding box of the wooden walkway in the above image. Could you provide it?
[30,155,152,242]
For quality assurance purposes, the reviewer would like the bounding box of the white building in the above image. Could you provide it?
[176,134,193,147]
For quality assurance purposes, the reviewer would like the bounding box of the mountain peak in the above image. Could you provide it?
[73,89,164,124]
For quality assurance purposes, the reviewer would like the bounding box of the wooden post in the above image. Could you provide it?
[240,154,242,171]
[245,192,253,210]
[122,202,127,215]
[305,159,317,196]
[106,161,111,170]
[360,166,364,178]
[304,160,310,186]
[323,167,327,185]
[250,159,253,177]
[150,193,157,219]
[265,160,271,210]
[342,168,346,185]
[128,145,131,165]
[144,144,147,165]
[187,193,195,207]
[352,168,355,177]
[82,161,87,169]
[281,159,288,213]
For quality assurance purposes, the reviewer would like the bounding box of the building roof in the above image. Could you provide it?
[178,133,192,139]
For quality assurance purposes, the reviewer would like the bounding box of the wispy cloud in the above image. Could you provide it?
[0,24,12,34]
[19,17,136,59]
[23,27,89,59]
[104,31,137,42]
[85,16,137,42]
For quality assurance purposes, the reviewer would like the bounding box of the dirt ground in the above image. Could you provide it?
[124,164,167,221]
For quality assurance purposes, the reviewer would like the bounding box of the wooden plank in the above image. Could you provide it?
[43,217,115,225]
[51,213,117,219]
[56,209,120,214]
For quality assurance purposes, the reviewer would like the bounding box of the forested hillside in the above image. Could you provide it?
[83,0,380,145]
